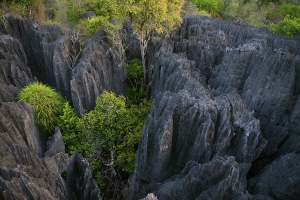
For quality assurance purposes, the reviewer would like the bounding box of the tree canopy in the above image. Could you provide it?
[119,0,184,82]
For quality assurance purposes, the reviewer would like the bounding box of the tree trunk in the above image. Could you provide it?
[140,39,148,84]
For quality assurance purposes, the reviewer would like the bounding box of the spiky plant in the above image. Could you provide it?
[18,82,65,135]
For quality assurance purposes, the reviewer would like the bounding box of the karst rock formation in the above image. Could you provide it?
[1,13,300,200]
[127,16,300,199]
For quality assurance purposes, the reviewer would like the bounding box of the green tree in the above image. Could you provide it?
[125,58,146,104]
[81,91,131,197]
[115,99,151,172]
[119,0,184,83]
[18,82,65,135]
[271,15,300,37]
[58,102,92,155]
[19,0,43,20]
[192,0,219,16]
[270,3,300,37]
[79,90,151,198]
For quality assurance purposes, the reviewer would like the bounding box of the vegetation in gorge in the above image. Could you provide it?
[57,60,151,199]
[17,61,151,199]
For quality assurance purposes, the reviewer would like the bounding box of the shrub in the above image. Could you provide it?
[18,82,65,135]
[77,16,106,40]
[58,102,92,155]
[192,0,220,16]
[116,99,152,172]
[125,59,147,105]
[277,3,300,18]
[82,91,131,157]
[271,15,300,37]
[269,4,300,37]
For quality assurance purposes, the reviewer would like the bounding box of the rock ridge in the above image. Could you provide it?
[129,16,300,199]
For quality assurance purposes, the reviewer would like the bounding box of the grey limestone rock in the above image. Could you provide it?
[0,34,33,102]
[2,15,127,114]
[44,127,65,157]
[249,153,300,199]
[0,102,101,199]
[0,102,69,199]
[174,16,300,163]
[66,152,102,200]
[153,156,251,200]
[2,14,79,103]
[128,15,300,199]
[129,89,266,199]
[0,102,43,157]
[71,30,127,114]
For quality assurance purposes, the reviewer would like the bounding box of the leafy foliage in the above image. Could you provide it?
[116,99,151,172]
[54,49,151,200]
[80,91,131,198]
[120,0,184,36]
[269,3,300,37]
[18,82,65,135]
[118,0,184,82]
[125,59,146,105]
[271,15,300,37]
[79,91,150,198]
[82,91,131,154]
[192,0,219,16]
[76,16,106,40]
[57,88,151,198]
[58,102,92,155]
[0,0,43,20]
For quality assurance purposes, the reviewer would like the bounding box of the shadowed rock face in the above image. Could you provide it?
[0,34,33,102]
[0,102,101,199]
[248,153,300,199]
[129,16,300,199]
[71,30,127,114]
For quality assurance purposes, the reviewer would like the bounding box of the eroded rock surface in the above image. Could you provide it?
[129,16,300,199]
[71,30,127,114]
[0,33,33,102]
[0,102,101,199]
[1,13,300,199]
[0,15,106,199]
[249,153,300,199]
[3,14,126,113]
